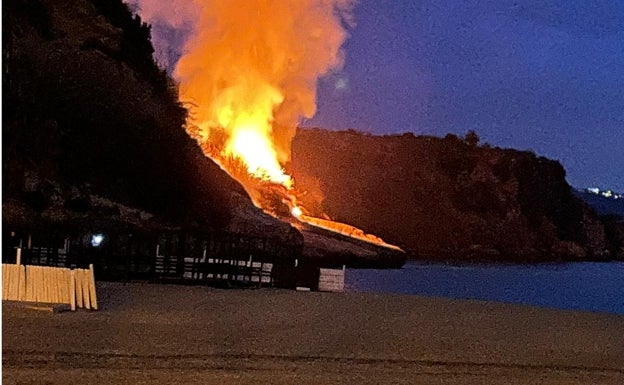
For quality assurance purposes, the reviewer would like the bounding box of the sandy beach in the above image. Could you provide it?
[3,282,623,384]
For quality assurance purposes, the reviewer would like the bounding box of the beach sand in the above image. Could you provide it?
[3,282,623,384]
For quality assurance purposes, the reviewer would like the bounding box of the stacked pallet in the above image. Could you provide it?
[2,261,97,310]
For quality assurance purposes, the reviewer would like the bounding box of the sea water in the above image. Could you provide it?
[346,261,624,314]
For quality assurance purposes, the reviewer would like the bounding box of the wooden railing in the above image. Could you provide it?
[2,229,301,287]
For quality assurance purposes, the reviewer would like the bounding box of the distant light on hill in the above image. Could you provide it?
[575,188,624,218]
[583,187,623,200]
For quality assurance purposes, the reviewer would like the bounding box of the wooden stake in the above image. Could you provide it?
[16,247,22,265]
[70,269,76,311]
[56,268,66,303]
[34,266,41,302]
[24,266,31,302]
[82,269,90,310]
[75,269,83,308]
[16,264,23,302]
[88,264,98,310]
[59,269,66,304]
[27,265,34,302]
[44,267,49,302]
[51,268,58,304]
[53,268,59,303]
[19,265,27,301]
[10,265,18,300]
[42,266,49,303]
[66,268,72,304]
[29,266,36,302]
[42,266,47,302]
[60,269,68,304]
[2,264,7,300]
[5,265,12,300]
[38,266,44,302]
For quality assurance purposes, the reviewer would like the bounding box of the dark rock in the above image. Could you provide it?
[291,128,611,262]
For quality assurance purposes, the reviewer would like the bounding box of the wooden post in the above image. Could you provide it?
[15,264,21,300]
[52,268,60,304]
[2,264,7,300]
[39,266,45,302]
[48,268,54,303]
[29,265,35,302]
[89,264,98,310]
[42,266,48,303]
[35,266,42,302]
[62,269,71,304]
[10,264,16,299]
[24,266,31,302]
[27,266,33,302]
[19,264,26,301]
[40,266,45,302]
[26,265,33,302]
[16,247,21,265]
[59,269,66,304]
[31,266,37,302]
[259,261,264,287]
[59,268,65,303]
[70,269,76,311]
[6,265,14,300]
[75,269,83,308]
[82,269,91,310]
[48,268,53,302]
[31,266,38,302]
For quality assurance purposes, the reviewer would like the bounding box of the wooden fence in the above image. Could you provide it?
[2,249,98,310]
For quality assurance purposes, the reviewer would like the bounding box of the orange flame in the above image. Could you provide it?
[174,0,353,190]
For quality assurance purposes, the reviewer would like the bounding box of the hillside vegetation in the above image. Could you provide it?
[292,128,620,261]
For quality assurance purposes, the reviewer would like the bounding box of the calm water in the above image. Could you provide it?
[346,261,624,314]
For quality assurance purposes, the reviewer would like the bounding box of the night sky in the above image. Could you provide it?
[304,0,623,192]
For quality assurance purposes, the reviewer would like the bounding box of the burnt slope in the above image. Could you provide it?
[292,128,611,261]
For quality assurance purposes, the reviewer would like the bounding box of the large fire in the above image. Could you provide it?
[133,0,399,250]
[173,0,352,193]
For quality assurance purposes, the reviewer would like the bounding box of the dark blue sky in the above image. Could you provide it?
[305,0,623,191]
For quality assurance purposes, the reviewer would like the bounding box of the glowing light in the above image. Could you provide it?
[291,206,303,218]
[91,234,104,247]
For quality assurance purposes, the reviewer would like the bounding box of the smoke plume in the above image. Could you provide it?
[130,0,354,185]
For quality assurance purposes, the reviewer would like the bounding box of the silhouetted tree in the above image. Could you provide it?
[464,130,480,146]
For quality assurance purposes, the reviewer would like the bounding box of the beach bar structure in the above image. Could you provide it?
[2,228,303,289]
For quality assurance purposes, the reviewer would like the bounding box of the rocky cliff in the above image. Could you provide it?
[291,128,613,261]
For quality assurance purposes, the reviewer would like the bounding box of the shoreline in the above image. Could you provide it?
[4,282,624,384]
